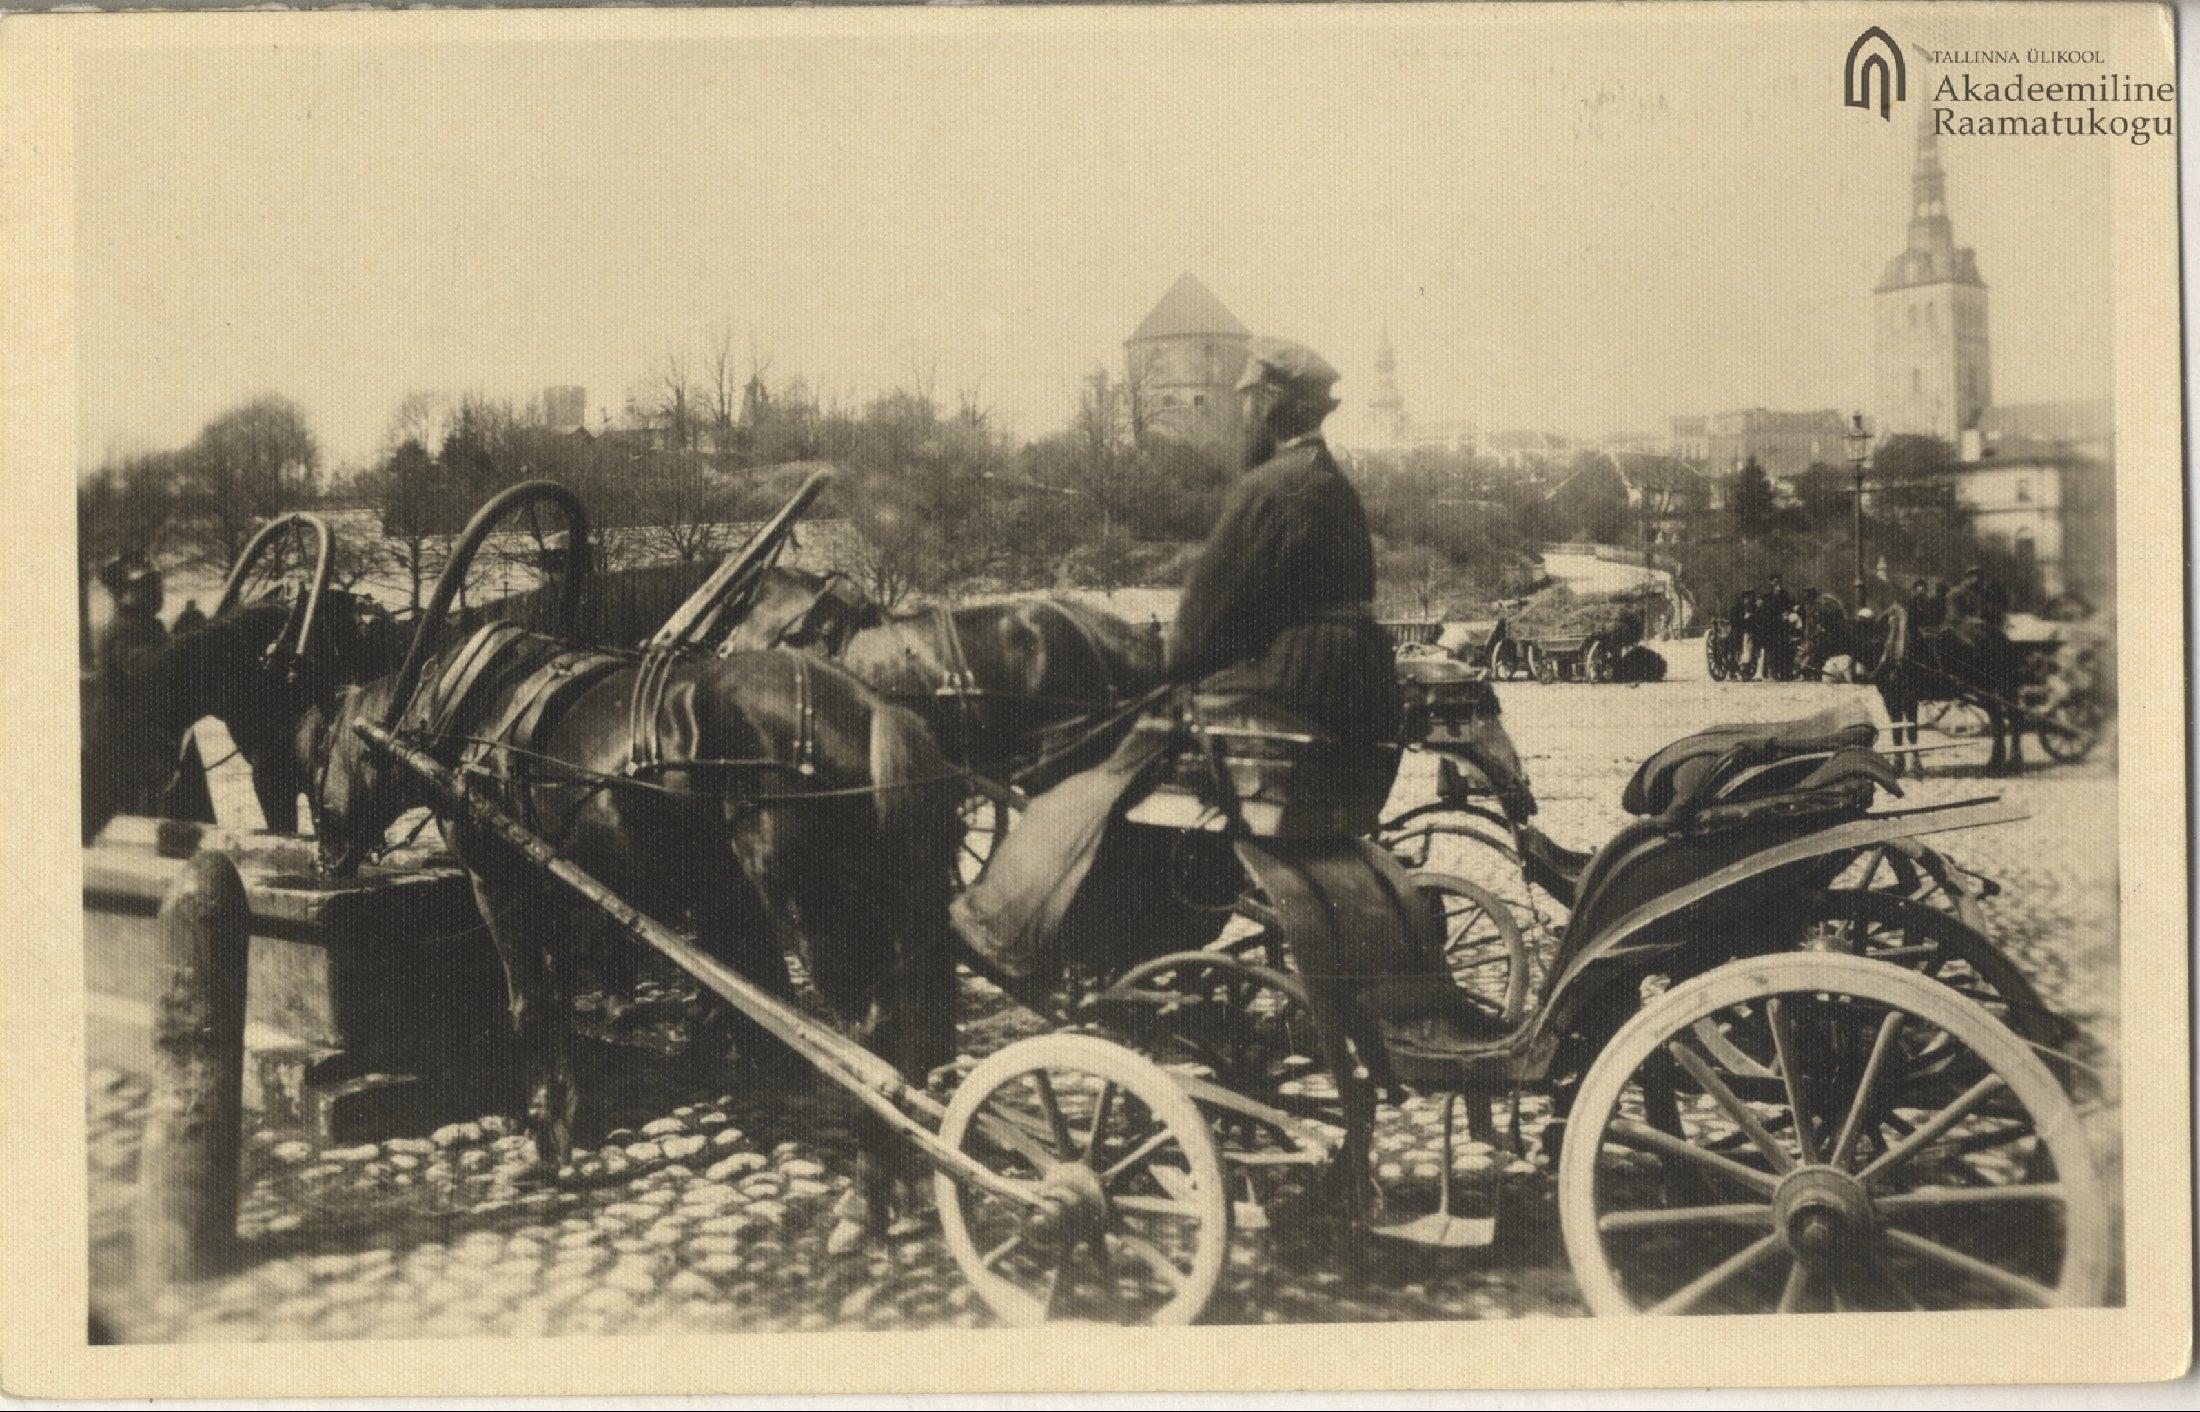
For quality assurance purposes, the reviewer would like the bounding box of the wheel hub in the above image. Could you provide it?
[1024,1161,1109,1246]
[1771,1165,1877,1268]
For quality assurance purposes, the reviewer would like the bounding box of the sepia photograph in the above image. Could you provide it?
[4,0,2188,1395]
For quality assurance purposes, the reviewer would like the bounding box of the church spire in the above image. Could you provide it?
[1907,115,1954,256]
[1878,108,1982,293]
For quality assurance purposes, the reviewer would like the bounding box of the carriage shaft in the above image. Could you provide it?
[354,720,1042,1209]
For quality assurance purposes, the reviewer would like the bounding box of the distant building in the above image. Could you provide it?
[1124,273,1251,450]
[1366,324,1409,445]
[1979,399,2113,460]
[1874,120,1992,441]
[542,385,588,431]
[1666,416,1711,463]
[1484,429,1571,472]
[1669,407,1848,482]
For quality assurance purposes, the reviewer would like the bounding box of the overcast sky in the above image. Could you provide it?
[74,7,2131,469]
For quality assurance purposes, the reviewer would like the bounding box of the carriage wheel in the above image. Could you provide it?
[935,1034,1231,1325]
[1705,636,1727,682]
[1775,889,2077,1086]
[1585,639,1614,684]
[1558,954,2110,1315]
[1098,952,1338,1119]
[1413,872,1532,1027]
[1531,647,1558,685]
[956,793,1016,890]
[2036,698,2105,763]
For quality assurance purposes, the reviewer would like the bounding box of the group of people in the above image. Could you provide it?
[1905,566,2010,633]
[1723,572,1801,681]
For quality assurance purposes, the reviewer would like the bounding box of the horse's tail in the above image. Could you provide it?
[866,698,961,1077]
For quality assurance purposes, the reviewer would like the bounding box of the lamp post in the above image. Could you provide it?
[1845,412,1873,609]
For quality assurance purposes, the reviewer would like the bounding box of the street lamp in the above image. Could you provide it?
[1845,412,1873,609]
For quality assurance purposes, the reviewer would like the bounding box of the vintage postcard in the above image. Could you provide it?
[0,0,2187,1396]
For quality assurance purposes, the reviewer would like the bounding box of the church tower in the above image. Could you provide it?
[1874,118,1992,442]
[1368,324,1409,444]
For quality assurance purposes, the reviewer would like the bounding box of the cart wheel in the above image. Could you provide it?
[1559,953,2110,1315]
[1412,871,1531,1026]
[1705,636,1727,682]
[1532,647,1558,684]
[1585,639,1613,684]
[2036,698,2104,763]
[935,1034,1231,1325]
[956,793,1015,890]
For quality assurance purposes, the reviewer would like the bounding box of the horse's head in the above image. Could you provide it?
[309,675,412,877]
[1430,679,1538,822]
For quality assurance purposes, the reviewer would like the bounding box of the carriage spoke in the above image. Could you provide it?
[1646,1234,1783,1316]
[979,1232,1025,1271]
[1776,1260,1812,1313]
[1030,1071,1075,1159]
[1877,1183,2065,1211]
[1690,1020,1772,1078]
[1082,1081,1118,1164]
[1607,1119,1779,1196]
[1764,999,1819,1164]
[1101,1128,1178,1185]
[1882,1229,2055,1308]
[1858,1074,2008,1187]
[1831,1010,1905,1170]
[1596,1202,1772,1233]
[1108,1230,1190,1291]
[971,1108,1058,1170]
[1665,1040,1794,1172]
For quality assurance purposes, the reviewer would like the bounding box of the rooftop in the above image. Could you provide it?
[1127,273,1250,343]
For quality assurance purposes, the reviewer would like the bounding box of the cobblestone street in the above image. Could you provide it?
[89,657,2121,1339]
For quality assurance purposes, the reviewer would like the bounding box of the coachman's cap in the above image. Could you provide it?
[1235,338,1342,401]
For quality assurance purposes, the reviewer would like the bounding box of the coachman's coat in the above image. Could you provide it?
[954,433,1401,983]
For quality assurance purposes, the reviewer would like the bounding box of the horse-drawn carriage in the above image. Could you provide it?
[1798,599,2110,773]
[103,482,2112,1325]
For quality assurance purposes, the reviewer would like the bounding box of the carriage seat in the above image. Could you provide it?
[1122,691,1395,840]
[1620,703,1876,819]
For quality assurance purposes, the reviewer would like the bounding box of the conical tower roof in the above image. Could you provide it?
[1128,273,1250,343]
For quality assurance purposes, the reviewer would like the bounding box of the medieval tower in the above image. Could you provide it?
[1124,273,1251,449]
[1874,119,1992,442]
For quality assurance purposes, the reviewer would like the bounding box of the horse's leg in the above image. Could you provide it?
[467,862,579,1176]
[250,753,302,835]
[687,853,803,1083]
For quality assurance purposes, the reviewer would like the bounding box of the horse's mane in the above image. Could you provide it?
[1028,597,1165,682]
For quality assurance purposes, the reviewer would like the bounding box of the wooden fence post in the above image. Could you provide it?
[134,851,249,1297]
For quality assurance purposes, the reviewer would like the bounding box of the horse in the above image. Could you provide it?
[722,567,1167,796]
[1798,598,2025,772]
[79,592,400,843]
[309,637,962,1245]
[1873,603,2028,773]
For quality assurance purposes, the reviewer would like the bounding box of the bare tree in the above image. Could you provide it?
[172,395,320,570]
